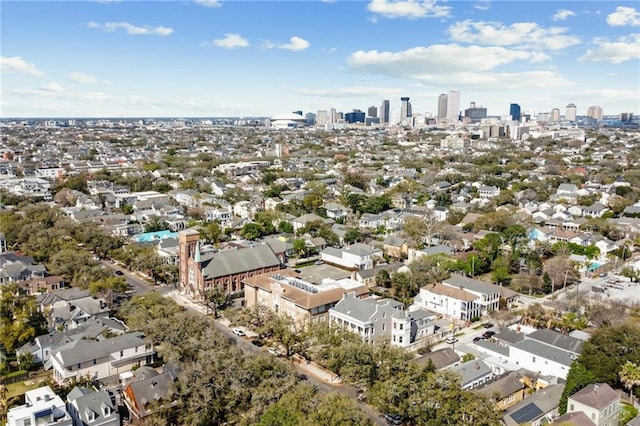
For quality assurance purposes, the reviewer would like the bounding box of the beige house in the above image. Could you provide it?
[243,270,369,325]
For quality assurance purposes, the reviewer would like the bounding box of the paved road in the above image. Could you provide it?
[168,292,387,425]
[99,260,172,296]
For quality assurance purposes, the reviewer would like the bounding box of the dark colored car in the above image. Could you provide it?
[383,413,403,425]
[473,336,484,343]
[482,330,496,339]
[114,270,124,276]
[251,339,263,347]
[483,323,494,329]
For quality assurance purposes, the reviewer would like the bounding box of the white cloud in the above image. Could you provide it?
[87,21,174,36]
[606,6,640,26]
[296,86,404,97]
[195,0,222,7]
[68,72,97,83]
[448,20,580,50]
[322,47,337,54]
[0,56,45,77]
[553,9,575,21]
[264,36,310,51]
[212,33,250,49]
[418,70,569,89]
[367,0,451,19]
[474,1,490,11]
[347,44,542,77]
[39,83,63,92]
[279,36,310,51]
[578,34,640,64]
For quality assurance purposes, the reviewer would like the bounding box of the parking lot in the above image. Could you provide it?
[581,275,640,304]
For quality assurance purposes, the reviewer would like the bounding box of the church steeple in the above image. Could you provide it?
[194,240,202,263]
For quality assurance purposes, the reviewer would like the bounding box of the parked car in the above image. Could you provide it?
[482,331,496,339]
[114,270,124,276]
[383,413,403,425]
[232,328,246,337]
[473,336,484,343]
[446,336,458,344]
[483,323,494,329]
[268,348,284,357]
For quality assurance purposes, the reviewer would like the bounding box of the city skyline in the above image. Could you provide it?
[1,1,639,118]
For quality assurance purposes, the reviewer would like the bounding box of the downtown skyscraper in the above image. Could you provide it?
[380,100,390,124]
[446,90,460,122]
[437,94,448,120]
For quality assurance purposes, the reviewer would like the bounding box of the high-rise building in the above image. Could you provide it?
[509,103,521,122]
[345,109,365,124]
[437,94,448,119]
[446,90,460,122]
[550,108,561,122]
[305,112,316,126]
[565,103,577,122]
[620,112,634,122]
[400,97,412,122]
[329,108,337,124]
[316,110,329,126]
[367,106,377,118]
[587,106,603,121]
[380,100,390,124]
[464,102,487,123]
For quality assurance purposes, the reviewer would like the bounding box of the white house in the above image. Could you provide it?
[320,243,383,270]
[507,338,573,379]
[413,275,500,321]
[329,292,435,348]
[7,386,72,426]
[566,383,620,426]
[50,332,155,384]
[478,185,500,199]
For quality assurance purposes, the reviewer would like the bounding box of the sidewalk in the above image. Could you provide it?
[164,289,208,315]
[292,354,342,385]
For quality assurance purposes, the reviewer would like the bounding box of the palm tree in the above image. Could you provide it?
[619,361,640,401]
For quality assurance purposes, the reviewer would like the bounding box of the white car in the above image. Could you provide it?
[446,336,458,344]
[232,328,246,337]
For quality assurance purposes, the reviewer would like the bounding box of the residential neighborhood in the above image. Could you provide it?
[1,116,639,426]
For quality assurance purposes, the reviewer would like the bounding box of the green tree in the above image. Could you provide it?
[144,217,170,233]
[277,221,293,234]
[344,228,364,245]
[620,361,640,400]
[578,323,640,385]
[0,284,47,353]
[204,286,231,318]
[559,362,596,415]
[200,221,223,244]
[241,222,264,240]
[88,276,129,307]
[491,256,511,285]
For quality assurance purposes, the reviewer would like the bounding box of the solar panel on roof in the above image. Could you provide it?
[510,403,543,424]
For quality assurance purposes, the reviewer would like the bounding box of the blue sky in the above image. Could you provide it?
[1,0,639,118]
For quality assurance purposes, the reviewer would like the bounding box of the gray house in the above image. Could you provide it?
[66,386,119,426]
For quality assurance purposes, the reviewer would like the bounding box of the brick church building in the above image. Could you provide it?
[178,229,283,301]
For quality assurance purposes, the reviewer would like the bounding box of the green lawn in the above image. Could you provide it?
[6,371,52,399]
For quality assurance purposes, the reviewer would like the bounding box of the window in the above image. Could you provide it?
[93,359,97,365]
[399,336,403,343]
[393,323,397,329]
[77,363,81,369]
[400,323,404,330]
[532,356,536,363]
[570,404,574,411]
[507,394,515,403]
[591,413,595,420]
[382,323,386,331]
[120,350,124,357]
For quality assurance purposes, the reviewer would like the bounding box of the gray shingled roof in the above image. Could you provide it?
[512,338,574,366]
[53,332,147,367]
[444,274,498,296]
[450,360,493,387]
[526,329,584,354]
[569,383,619,410]
[477,371,525,400]
[200,245,280,279]
[67,386,116,425]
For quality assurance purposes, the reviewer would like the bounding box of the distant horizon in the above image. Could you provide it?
[2,1,639,117]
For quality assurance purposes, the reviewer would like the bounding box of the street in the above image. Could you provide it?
[165,290,387,425]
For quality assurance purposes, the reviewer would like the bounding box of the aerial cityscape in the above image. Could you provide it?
[1,1,640,426]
